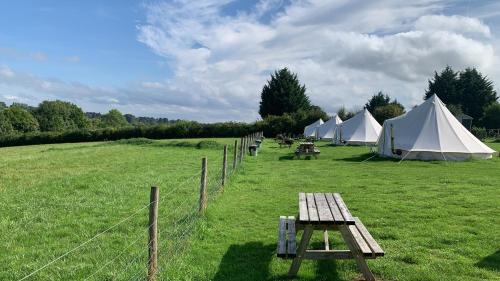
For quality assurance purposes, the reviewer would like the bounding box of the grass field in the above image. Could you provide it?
[1,138,499,280]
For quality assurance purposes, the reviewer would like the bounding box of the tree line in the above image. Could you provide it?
[0,100,179,135]
[258,66,499,137]
[0,65,498,147]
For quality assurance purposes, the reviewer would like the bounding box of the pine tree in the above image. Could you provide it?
[259,68,311,118]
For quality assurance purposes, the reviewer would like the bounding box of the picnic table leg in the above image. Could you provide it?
[288,225,313,277]
[339,225,375,281]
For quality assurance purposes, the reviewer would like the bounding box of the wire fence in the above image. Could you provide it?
[15,132,264,281]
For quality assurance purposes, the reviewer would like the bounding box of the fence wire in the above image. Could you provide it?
[15,135,261,281]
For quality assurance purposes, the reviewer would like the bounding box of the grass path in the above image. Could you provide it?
[171,140,500,281]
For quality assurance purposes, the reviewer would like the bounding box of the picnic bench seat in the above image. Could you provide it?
[347,217,384,258]
[277,193,384,281]
[277,216,296,259]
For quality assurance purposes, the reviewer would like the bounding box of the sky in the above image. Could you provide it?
[1,0,500,122]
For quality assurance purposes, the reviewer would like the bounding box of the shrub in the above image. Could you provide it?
[471,126,487,140]
[0,121,256,147]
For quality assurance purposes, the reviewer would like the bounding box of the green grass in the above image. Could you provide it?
[169,140,500,281]
[1,138,499,280]
[0,138,236,281]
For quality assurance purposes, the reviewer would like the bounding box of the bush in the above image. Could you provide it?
[0,121,256,147]
[196,140,223,149]
[471,126,487,140]
[114,138,154,145]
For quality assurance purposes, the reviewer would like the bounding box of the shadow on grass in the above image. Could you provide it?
[476,250,500,271]
[279,154,318,161]
[212,242,275,281]
[337,153,399,163]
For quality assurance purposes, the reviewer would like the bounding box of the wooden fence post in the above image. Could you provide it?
[221,145,227,190]
[239,138,244,163]
[148,186,159,281]
[233,140,238,169]
[199,157,207,215]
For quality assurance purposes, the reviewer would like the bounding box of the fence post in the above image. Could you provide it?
[233,140,238,169]
[221,145,227,190]
[199,157,208,215]
[239,138,244,163]
[148,186,159,281]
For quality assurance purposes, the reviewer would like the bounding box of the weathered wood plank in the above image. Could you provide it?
[299,193,309,222]
[277,216,287,257]
[333,193,355,224]
[348,225,373,257]
[303,250,353,260]
[305,193,319,223]
[325,193,344,224]
[354,217,384,257]
[287,216,297,257]
[288,225,313,277]
[313,193,334,222]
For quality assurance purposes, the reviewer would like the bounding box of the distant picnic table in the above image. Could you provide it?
[277,193,384,281]
[294,142,320,158]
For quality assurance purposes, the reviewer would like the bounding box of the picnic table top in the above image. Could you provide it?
[298,193,355,225]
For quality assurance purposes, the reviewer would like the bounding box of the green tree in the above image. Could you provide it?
[425,67,497,124]
[35,100,89,132]
[0,102,7,111]
[365,91,390,112]
[101,109,129,128]
[373,102,405,124]
[259,68,311,118]
[424,66,460,104]
[482,103,500,129]
[337,106,355,120]
[457,68,497,122]
[0,111,14,134]
[3,106,39,132]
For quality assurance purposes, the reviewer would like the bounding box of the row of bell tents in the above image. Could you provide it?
[303,95,496,161]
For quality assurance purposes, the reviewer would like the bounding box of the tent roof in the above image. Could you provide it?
[335,109,381,143]
[318,115,343,138]
[381,95,494,154]
[303,119,324,137]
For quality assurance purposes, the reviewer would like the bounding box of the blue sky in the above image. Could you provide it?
[1,1,500,121]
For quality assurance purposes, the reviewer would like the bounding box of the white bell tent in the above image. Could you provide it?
[377,95,495,161]
[303,119,324,138]
[317,115,343,139]
[333,109,382,145]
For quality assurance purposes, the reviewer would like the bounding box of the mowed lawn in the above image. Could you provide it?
[1,139,499,281]
[168,140,500,281]
[0,138,236,281]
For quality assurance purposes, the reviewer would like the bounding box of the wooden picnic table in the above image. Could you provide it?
[277,193,384,280]
[295,142,320,158]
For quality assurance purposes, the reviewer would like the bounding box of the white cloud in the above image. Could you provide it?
[1,1,499,122]
[136,1,499,120]
[65,56,80,63]
[0,65,15,78]
[415,15,491,38]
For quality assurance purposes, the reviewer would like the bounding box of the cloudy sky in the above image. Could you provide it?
[1,0,499,122]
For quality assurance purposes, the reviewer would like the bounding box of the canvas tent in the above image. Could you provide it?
[317,115,343,139]
[333,109,381,145]
[303,119,324,138]
[377,95,495,161]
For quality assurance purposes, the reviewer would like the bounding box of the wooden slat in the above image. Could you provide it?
[333,193,355,224]
[348,225,373,257]
[303,250,353,260]
[313,193,334,223]
[287,216,297,257]
[325,193,344,224]
[277,216,287,257]
[354,217,384,257]
[305,193,319,223]
[298,193,309,222]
